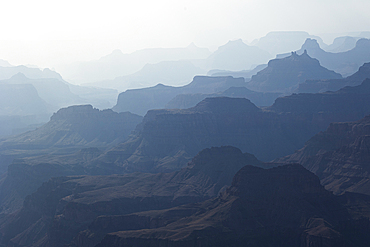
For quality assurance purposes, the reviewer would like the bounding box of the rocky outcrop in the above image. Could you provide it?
[268,79,370,131]
[112,76,246,116]
[103,97,307,171]
[295,38,370,77]
[95,164,370,247]
[4,79,370,215]
[0,105,142,213]
[108,79,370,172]
[0,146,264,247]
[1,104,143,149]
[247,50,342,92]
[298,62,370,93]
[278,115,370,196]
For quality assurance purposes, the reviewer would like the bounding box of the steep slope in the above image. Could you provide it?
[279,115,370,196]
[298,62,370,93]
[269,78,370,128]
[0,83,49,116]
[4,73,83,110]
[1,105,143,149]
[112,76,246,116]
[110,79,370,173]
[95,164,370,247]
[0,146,263,247]
[295,38,370,77]
[247,50,342,92]
[0,105,143,209]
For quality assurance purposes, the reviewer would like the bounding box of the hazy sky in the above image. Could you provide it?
[0,0,369,68]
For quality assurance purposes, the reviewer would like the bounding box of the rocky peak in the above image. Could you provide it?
[301,38,322,51]
[248,50,341,92]
[50,104,98,121]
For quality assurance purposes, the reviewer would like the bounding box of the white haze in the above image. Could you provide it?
[0,0,369,71]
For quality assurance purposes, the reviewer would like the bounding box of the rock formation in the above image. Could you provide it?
[247,50,342,92]
[279,115,370,196]
[0,146,264,247]
[95,164,370,247]
[294,38,370,77]
[112,76,246,116]
[1,104,143,149]
[298,62,370,93]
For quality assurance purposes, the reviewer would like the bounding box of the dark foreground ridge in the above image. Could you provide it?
[96,164,370,247]
[279,114,370,196]
[0,146,265,247]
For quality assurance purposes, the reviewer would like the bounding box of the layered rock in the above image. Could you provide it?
[103,97,307,171]
[95,164,370,247]
[0,146,264,247]
[269,78,370,131]
[279,115,370,196]
[298,62,370,93]
[1,104,143,149]
[294,38,370,77]
[109,79,370,173]
[0,105,142,213]
[247,50,342,92]
[112,76,246,116]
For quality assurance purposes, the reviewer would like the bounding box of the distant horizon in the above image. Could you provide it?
[1,0,369,70]
[1,30,369,70]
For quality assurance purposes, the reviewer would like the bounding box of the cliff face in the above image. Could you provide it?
[279,115,370,196]
[4,79,370,215]
[100,97,314,172]
[298,62,370,93]
[247,51,342,92]
[0,105,142,214]
[268,79,370,130]
[105,80,370,172]
[295,38,370,77]
[0,146,263,247]
[95,164,370,247]
[1,104,143,149]
[112,76,246,116]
